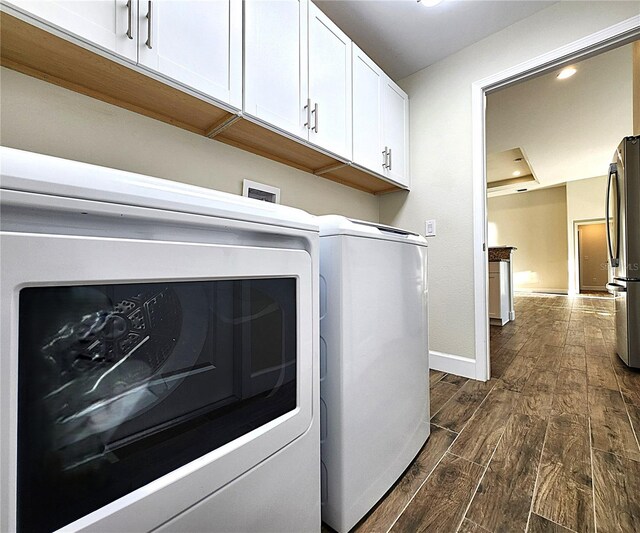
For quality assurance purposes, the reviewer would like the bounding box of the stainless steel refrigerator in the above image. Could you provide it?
[606,135,640,368]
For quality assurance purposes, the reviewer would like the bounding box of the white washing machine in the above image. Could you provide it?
[0,148,320,533]
[318,216,430,533]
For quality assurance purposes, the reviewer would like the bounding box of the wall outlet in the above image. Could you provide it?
[425,219,436,237]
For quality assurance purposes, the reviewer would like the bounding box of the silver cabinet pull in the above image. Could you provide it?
[145,1,152,49]
[126,0,133,39]
[313,103,318,133]
[304,98,311,130]
[382,147,388,168]
[388,148,392,171]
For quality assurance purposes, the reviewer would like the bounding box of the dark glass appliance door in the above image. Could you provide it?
[17,278,297,533]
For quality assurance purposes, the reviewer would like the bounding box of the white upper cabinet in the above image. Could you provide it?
[6,0,138,62]
[138,0,241,108]
[308,2,352,160]
[351,44,409,187]
[244,0,308,139]
[351,44,384,175]
[382,77,409,187]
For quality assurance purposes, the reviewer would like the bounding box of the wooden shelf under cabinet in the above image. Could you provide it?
[0,12,404,195]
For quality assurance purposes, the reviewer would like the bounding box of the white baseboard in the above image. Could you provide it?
[429,350,477,380]
[515,288,568,295]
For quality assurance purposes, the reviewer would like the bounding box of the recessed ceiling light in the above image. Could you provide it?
[512,170,521,177]
[557,67,577,80]
[418,0,444,7]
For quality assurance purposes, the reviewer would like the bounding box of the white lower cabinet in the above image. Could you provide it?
[489,261,511,326]
[6,0,138,62]
[138,0,242,108]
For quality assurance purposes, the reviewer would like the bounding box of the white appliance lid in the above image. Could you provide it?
[316,215,427,246]
[0,147,318,232]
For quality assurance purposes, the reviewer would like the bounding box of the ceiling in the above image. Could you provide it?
[486,43,634,195]
[486,148,536,190]
[315,0,556,80]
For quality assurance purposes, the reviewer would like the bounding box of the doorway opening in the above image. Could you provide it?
[472,17,640,380]
[575,219,610,295]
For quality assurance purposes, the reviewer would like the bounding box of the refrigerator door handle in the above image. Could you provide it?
[606,282,627,294]
[606,163,620,268]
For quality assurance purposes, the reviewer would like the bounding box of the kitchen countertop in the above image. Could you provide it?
[488,246,517,262]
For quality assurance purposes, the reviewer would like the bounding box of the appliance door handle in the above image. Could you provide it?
[606,282,626,294]
[126,0,133,39]
[606,163,620,268]
[145,1,153,49]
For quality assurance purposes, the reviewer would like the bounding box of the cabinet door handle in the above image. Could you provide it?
[313,103,318,133]
[388,147,392,171]
[126,0,133,39]
[304,98,311,129]
[382,147,388,168]
[145,1,153,49]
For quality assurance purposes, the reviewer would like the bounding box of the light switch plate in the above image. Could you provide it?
[425,219,436,237]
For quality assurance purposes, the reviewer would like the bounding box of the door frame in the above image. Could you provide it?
[471,15,640,381]
[574,219,608,293]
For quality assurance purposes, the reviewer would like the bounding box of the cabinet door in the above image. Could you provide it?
[308,2,352,159]
[352,44,384,174]
[488,273,500,318]
[383,77,410,187]
[244,0,308,139]
[6,0,137,62]
[138,0,241,108]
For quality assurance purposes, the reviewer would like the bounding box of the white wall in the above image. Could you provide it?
[0,68,379,221]
[488,187,569,293]
[379,1,640,362]
[566,175,609,294]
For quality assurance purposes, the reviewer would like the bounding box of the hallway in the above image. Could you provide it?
[351,293,640,532]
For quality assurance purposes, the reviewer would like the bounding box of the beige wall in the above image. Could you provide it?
[379,1,639,360]
[0,68,379,221]
[488,187,569,293]
[566,175,608,294]
[578,223,608,291]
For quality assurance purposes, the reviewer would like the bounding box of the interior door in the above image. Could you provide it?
[138,0,242,108]
[383,77,409,187]
[308,2,352,159]
[352,44,384,174]
[6,0,138,61]
[244,0,309,139]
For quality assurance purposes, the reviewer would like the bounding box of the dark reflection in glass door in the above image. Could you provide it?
[17,278,297,533]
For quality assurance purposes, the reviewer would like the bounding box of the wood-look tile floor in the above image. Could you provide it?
[323,294,640,533]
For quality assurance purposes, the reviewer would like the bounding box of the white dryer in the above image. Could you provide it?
[0,148,320,533]
[318,216,430,533]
